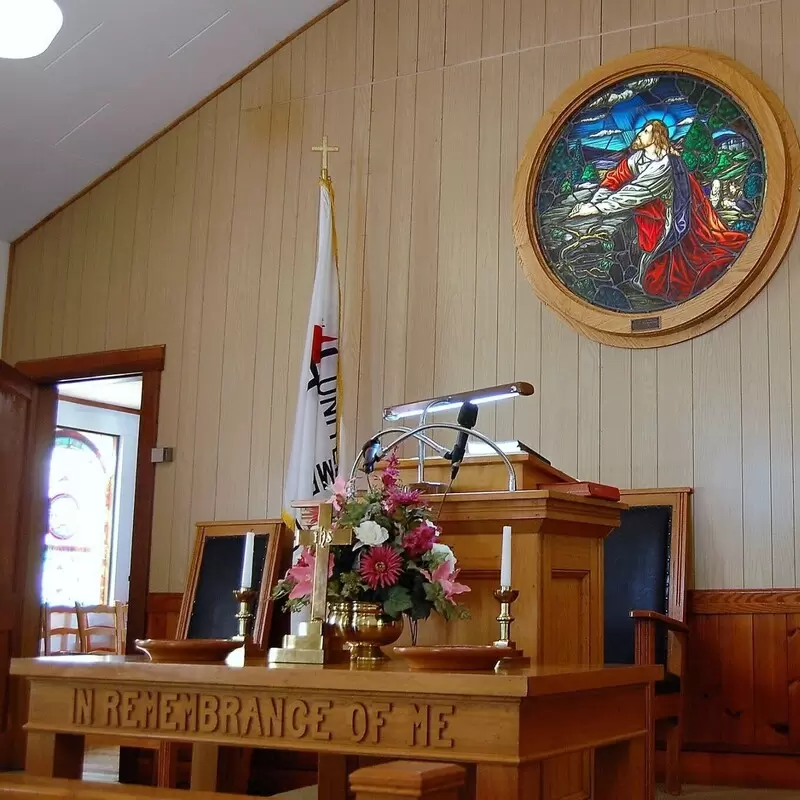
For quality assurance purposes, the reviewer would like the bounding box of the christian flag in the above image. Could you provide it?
[282,176,341,529]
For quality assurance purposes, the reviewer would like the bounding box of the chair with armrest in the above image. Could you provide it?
[604,488,692,796]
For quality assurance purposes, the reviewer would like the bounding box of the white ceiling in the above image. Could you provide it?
[0,0,332,242]
[58,375,142,410]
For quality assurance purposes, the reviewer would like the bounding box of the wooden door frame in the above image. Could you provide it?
[15,345,164,654]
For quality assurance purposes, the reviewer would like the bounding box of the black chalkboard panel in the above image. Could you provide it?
[604,505,672,667]
[187,534,269,640]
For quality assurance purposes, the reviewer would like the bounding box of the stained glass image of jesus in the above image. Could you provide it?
[534,73,765,313]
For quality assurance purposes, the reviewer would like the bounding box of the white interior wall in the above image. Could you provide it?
[56,400,140,603]
[0,241,8,357]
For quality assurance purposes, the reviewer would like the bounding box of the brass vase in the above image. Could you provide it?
[343,601,404,663]
[325,600,353,662]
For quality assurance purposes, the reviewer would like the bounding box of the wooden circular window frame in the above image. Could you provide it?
[513,47,800,348]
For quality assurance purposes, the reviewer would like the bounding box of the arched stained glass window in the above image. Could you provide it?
[42,428,119,604]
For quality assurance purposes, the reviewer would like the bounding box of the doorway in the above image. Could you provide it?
[43,376,143,612]
[15,345,163,653]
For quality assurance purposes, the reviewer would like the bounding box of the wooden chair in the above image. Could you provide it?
[605,488,692,796]
[40,604,81,656]
[76,602,127,654]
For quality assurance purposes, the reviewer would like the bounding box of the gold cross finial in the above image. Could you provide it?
[312,135,339,180]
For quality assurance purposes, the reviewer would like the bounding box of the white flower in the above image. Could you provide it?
[431,542,456,570]
[355,520,389,547]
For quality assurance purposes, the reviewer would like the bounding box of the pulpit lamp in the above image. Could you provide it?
[382,381,534,421]
[382,382,534,487]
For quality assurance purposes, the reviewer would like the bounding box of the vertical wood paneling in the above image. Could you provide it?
[62,193,90,355]
[577,0,601,483]
[170,99,217,589]
[357,5,397,446]
[514,0,544,452]
[383,8,418,414]
[105,160,140,351]
[404,4,443,407]
[782,0,800,587]
[249,91,289,521]
[718,615,755,745]
[494,0,519,444]
[189,83,241,527]
[126,147,157,349]
[150,116,198,592]
[472,1,503,441]
[48,203,74,357]
[788,613,800,750]
[753,614,790,748]
[435,4,480,396]
[215,62,272,520]
[78,174,117,354]
[33,218,60,360]
[6,0,799,590]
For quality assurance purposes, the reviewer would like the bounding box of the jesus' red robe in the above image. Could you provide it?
[599,157,748,303]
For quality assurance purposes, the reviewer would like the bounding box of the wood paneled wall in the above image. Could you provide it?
[685,590,800,753]
[3,0,799,592]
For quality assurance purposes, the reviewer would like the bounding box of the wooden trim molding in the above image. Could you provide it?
[689,589,800,615]
[126,370,161,653]
[1,240,16,361]
[657,751,800,791]
[15,345,165,383]
[58,396,140,416]
[513,47,800,348]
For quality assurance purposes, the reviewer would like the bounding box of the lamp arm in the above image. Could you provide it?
[352,423,518,492]
[348,427,450,482]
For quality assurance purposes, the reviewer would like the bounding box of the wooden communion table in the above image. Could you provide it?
[11,656,660,800]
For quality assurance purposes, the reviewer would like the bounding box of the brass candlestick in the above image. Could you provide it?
[232,588,257,641]
[493,586,519,649]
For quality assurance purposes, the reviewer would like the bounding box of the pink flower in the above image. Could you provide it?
[422,561,471,602]
[402,522,438,557]
[331,474,348,512]
[384,486,424,515]
[285,547,333,600]
[359,545,403,590]
[381,452,400,489]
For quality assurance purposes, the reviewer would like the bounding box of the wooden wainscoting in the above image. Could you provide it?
[680,589,800,790]
[145,594,182,640]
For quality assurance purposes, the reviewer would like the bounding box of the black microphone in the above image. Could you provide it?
[447,402,478,480]
[361,437,383,474]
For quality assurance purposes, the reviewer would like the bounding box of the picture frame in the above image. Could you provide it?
[513,48,800,348]
[176,519,290,649]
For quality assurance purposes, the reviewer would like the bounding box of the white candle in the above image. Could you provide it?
[500,525,512,587]
[240,532,255,588]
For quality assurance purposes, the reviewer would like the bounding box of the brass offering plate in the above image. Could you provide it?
[393,645,524,672]
[135,638,241,665]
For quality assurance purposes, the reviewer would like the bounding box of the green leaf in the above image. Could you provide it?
[384,585,413,618]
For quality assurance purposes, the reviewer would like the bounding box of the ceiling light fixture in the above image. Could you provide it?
[0,0,63,60]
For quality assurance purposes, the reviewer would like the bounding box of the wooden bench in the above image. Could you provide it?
[0,774,252,800]
[349,761,466,800]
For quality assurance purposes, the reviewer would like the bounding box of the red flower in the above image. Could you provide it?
[359,545,403,590]
[384,486,424,515]
[402,522,437,557]
[381,452,400,489]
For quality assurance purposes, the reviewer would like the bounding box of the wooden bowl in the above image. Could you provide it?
[393,645,524,671]
[134,639,241,665]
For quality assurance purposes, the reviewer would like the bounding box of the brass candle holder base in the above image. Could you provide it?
[232,587,257,642]
[492,586,529,671]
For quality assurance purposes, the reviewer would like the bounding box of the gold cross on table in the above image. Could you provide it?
[296,503,352,624]
[312,135,339,180]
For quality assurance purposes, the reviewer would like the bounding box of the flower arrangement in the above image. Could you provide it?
[273,454,470,636]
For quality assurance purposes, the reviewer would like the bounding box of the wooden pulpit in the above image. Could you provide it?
[393,453,624,800]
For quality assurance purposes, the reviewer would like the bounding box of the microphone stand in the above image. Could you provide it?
[350,423,517,493]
